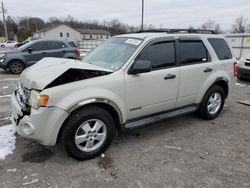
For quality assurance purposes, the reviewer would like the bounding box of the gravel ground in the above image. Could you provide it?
[0,69,249,188]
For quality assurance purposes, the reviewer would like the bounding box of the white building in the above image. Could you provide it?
[225,33,250,59]
[33,24,81,44]
[77,29,111,50]
[33,24,111,50]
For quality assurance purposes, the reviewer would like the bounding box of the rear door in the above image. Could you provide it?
[125,38,180,120]
[176,38,216,107]
[46,41,68,58]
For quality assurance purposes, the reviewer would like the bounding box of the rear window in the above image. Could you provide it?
[68,41,77,48]
[49,41,66,50]
[208,38,232,60]
[180,41,209,64]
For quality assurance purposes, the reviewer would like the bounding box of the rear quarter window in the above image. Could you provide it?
[180,41,210,64]
[208,38,232,60]
[68,41,77,48]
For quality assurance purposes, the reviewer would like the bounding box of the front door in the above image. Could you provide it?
[125,39,180,120]
[22,41,51,66]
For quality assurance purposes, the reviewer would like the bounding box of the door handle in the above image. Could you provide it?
[41,52,47,54]
[204,67,213,73]
[164,74,176,80]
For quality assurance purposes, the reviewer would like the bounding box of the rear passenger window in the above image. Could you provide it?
[208,38,232,60]
[180,41,209,64]
[137,41,175,69]
[49,42,66,50]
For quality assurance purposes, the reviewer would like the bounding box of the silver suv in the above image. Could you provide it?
[11,29,236,160]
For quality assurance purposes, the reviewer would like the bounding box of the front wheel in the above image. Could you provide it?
[1,44,5,48]
[197,85,225,120]
[61,106,116,160]
[9,60,25,74]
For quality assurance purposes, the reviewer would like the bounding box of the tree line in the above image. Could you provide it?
[0,15,249,41]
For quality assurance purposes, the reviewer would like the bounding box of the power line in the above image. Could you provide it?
[1,2,8,40]
[141,0,144,31]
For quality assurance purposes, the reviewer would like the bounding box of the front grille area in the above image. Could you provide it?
[15,82,29,111]
[245,62,250,67]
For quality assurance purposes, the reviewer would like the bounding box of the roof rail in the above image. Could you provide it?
[137,29,216,34]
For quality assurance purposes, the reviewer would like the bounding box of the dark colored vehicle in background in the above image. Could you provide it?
[237,55,250,80]
[0,39,80,74]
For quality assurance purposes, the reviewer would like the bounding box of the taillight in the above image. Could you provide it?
[75,48,80,57]
[233,62,238,77]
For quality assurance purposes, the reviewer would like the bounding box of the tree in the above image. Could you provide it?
[18,17,45,32]
[108,19,127,35]
[231,16,248,33]
[16,28,32,41]
[47,17,61,26]
[200,20,222,33]
[6,16,18,40]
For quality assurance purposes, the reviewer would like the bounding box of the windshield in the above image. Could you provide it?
[17,41,35,51]
[83,37,142,71]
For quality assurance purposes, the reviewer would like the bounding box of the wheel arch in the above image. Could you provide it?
[56,98,123,143]
[8,59,25,68]
[213,78,229,98]
[196,77,229,104]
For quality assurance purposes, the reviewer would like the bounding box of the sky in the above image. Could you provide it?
[4,0,250,30]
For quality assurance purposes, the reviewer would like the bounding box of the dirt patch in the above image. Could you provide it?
[22,147,54,163]
[97,156,113,169]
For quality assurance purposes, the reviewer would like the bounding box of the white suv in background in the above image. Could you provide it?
[11,29,236,160]
[0,40,18,48]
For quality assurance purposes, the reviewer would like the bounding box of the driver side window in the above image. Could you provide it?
[24,42,49,52]
[136,41,176,70]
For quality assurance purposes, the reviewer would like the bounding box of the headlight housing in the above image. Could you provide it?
[28,90,49,110]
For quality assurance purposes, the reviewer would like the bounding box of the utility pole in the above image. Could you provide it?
[1,2,8,41]
[141,0,144,31]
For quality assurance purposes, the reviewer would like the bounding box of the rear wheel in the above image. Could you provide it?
[9,60,25,74]
[198,85,225,120]
[1,44,5,48]
[61,106,116,160]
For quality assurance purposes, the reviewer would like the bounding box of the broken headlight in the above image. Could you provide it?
[28,90,49,110]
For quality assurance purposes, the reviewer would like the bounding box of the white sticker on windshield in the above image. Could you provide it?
[125,39,141,46]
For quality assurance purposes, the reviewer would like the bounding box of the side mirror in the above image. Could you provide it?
[28,48,33,53]
[129,60,152,74]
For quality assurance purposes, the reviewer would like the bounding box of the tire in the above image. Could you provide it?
[197,85,225,120]
[8,60,25,74]
[1,44,5,48]
[61,106,116,160]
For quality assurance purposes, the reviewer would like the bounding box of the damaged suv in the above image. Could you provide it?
[11,29,236,160]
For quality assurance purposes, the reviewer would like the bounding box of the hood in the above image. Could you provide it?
[20,57,113,90]
[0,49,19,54]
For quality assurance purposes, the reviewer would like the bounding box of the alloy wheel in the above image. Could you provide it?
[74,119,107,152]
[207,92,222,115]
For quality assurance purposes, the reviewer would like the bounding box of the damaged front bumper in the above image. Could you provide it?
[11,94,69,146]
